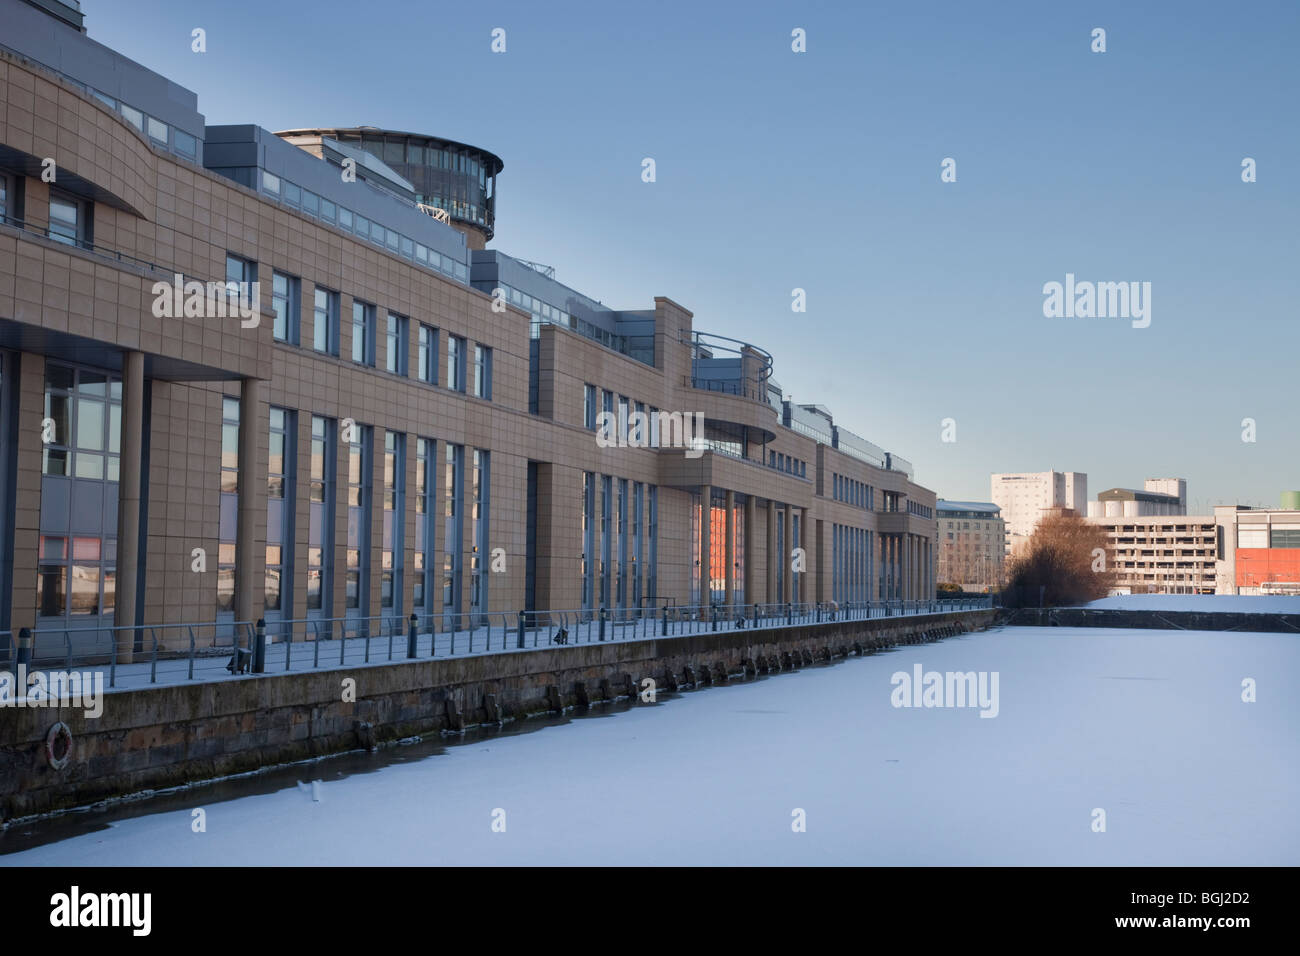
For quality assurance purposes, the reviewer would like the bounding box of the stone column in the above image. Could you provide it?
[801,507,809,604]
[724,490,735,612]
[766,499,777,604]
[784,503,794,606]
[235,376,265,626]
[743,494,755,608]
[115,351,145,663]
[699,484,711,608]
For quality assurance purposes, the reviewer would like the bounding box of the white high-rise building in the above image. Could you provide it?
[990,471,1088,555]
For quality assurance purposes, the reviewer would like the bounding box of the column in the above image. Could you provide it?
[724,489,735,612]
[115,351,145,663]
[235,376,266,625]
[905,535,912,601]
[766,499,777,604]
[801,507,810,604]
[743,494,755,608]
[784,503,794,606]
[699,484,712,607]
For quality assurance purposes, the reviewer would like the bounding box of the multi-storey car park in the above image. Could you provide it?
[0,0,938,661]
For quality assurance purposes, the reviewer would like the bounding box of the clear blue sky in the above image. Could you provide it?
[84,0,1299,512]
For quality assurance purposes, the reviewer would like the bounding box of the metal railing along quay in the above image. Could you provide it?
[2,597,995,690]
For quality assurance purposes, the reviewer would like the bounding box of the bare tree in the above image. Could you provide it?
[1002,512,1115,607]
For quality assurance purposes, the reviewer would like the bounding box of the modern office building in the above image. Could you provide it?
[990,471,1087,556]
[0,0,939,655]
[935,501,1005,592]
[1083,491,1300,596]
[1087,478,1187,518]
[1213,503,1300,595]
[1085,515,1218,594]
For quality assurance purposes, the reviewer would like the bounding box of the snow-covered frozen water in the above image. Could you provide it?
[1083,594,1300,613]
[4,626,1297,866]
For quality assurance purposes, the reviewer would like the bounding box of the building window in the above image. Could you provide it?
[443,443,464,623]
[0,172,10,223]
[599,475,612,608]
[584,384,597,430]
[415,438,437,614]
[313,287,339,356]
[272,272,300,345]
[218,396,240,617]
[647,486,658,600]
[225,254,257,313]
[352,300,376,366]
[446,335,465,391]
[386,312,408,375]
[266,407,296,621]
[345,423,372,617]
[581,472,595,610]
[49,190,87,247]
[472,344,492,399]
[382,431,405,617]
[308,415,336,617]
[418,325,438,384]
[37,364,120,624]
[469,449,490,621]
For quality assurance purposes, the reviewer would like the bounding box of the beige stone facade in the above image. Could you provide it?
[0,46,937,651]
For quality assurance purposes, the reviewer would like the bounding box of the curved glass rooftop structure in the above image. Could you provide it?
[276,127,504,241]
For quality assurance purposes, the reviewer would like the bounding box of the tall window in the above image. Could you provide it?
[442,443,464,622]
[418,325,438,384]
[352,300,376,366]
[581,472,595,611]
[446,335,465,391]
[345,423,372,618]
[37,364,120,624]
[218,396,240,617]
[617,478,628,610]
[472,344,492,399]
[469,449,490,621]
[313,287,339,355]
[49,190,87,246]
[599,475,612,608]
[0,172,10,223]
[632,482,643,610]
[584,384,597,430]
[382,431,405,618]
[386,312,408,375]
[308,415,336,618]
[647,486,657,601]
[414,438,437,614]
[272,272,300,344]
[266,407,296,622]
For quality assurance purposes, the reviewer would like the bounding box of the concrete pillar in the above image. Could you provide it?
[699,484,711,607]
[784,503,794,605]
[801,508,809,603]
[724,490,735,611]
[766,499,777,604]
[114,351,145,663]
[743,494,755,607]
[235,377,265,625]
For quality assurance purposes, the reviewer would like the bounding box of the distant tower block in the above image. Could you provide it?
[1282,491,1300,512]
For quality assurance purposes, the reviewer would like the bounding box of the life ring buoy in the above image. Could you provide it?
[45,721,73,771]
